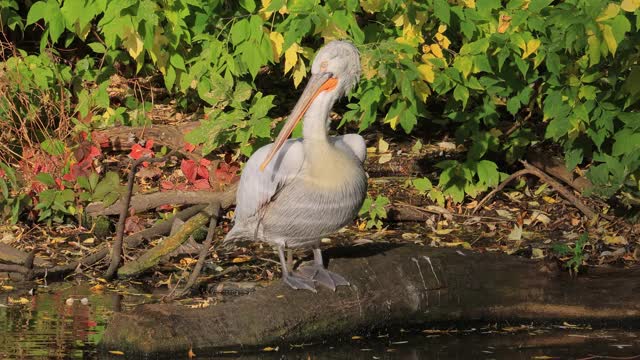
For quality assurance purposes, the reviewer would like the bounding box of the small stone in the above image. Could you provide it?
[65,298,74,306]
[80,297,89,305]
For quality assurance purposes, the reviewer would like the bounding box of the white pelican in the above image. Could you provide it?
[224,41,367,292]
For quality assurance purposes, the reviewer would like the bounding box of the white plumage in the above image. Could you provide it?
[225,41,366,292]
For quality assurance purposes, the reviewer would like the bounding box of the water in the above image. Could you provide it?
[2,283,640,359]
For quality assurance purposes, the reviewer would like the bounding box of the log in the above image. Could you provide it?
[99,244,640,356]
[86,186,236,216]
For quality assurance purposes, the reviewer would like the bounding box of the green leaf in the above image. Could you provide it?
[26,1,48,25]
[230,19,250,46]
[453,84,469,109]
[476,160,499,187]
[433,0,450,24]
[612,130,640,156]
[588,163,609,185]
[87,42,106,53]
[0,178,8,199]
[239,0,256,13]
[41,139,65,156]
[528,0,553,13]
[170,53,186,71]
[413,178,433,193]
[564,148,583,171]
[35,173,57,187]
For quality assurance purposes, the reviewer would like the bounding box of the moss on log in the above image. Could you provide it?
[116,204,218,278]
[100,244,640,356]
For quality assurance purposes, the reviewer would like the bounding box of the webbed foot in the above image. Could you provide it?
[298,264,349,291]
[282,273,317,292]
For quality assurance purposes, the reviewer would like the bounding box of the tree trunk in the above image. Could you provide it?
[99,244,640,356]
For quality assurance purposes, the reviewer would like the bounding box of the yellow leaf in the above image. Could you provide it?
[435,33,451,49]
[378,153,392,164]
[123,26,144,61]
[522,39,541,59]
[604,235,628,245]
[437,24,447,33]
[320,21,348,41]
[269,31,284,61]
[621,0,640,12]
[50,237,67,244]
[462,0,475,8]
[108,350,125,356]
[442,241,471,249]
[430,43,444,58]
[284,43,300,74]
[361,53,377,80]
[435,228,454,235]
[150,28,169,74]
[90,284,105,293]
[498,14,512,33]
[292,59,306,88]
[392,13,405,27]
[415,81,431,102]
[232,255,252,263]
[378,138,389,153]
[8,297,30,305]
[596,3,620,22]
[601,24,619,55]
[1,285,14,291]
[418,64,435,83]
[384,114,400,130]
[360,0,386,13]
[262,346,278,352]
[542,196,556,204]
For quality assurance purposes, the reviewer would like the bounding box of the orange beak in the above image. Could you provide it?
[259,73,338,171]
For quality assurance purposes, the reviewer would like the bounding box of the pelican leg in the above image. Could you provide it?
[298,247,350,291]
[277,245,316,292]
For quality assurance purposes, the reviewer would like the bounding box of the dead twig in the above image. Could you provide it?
[170,202,221,300]
[105,155,168,279]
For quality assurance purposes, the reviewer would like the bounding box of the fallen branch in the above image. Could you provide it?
[473,161,604,221]
[86,185,236,216]
[117,204,219,279]
[93,122,201,158]
[527,150,593,193]
[0,244,51,267]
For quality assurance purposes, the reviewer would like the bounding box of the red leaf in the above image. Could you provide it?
[160,180,175,190]
[215,162,240,184]
[184,143,196,152]
[124,215,145,234]
[196,165,209,180]
[129,144,154,160]
[181,159,197,183]
[91,131,110,148]
[193,179,211,190]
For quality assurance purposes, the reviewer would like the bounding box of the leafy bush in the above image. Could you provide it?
[1,0,639,225]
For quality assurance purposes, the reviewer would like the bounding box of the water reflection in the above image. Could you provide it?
[0,283,130,359]
[2,284,640,359]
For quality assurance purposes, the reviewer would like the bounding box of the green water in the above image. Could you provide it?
[2,283,640,359]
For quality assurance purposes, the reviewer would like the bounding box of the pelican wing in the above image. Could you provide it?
[233,139,305,222]
[332,134,366,164]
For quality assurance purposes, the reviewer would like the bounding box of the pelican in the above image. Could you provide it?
[224,41,367,292]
